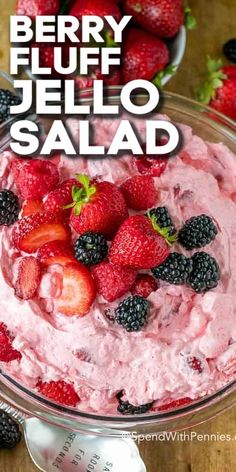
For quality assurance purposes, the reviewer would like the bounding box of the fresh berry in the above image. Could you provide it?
[156,397,192,411]
[15,256,41,300]
[0,89,21,124]
[178,214,218,250]
[38,241,75,266]
[74,66,121,89]
[0,190,19,226]
[91,261,136,302]
[188,252,220,293]
[187,356,203,373]
[115,295,150,332]
[0,411,22,449]
[223,39,236,63]
[22,199,44,217]
[131,274,158,298]
[148,207,176,237]
[109,215,169,270]
[69,0,121,22]
[117,392,153,415]
[58,263,96,316]
[122,28,169,83]
[12,212,70,253]
[0,323,21,363]
[152,252,193,285]
[11,159,59,199]
[74,232,108,266]
[133,143,168,177]
[37,380,79,407]
[16,0,59,18]
[124,0,184,38]
[31,42,70,77]
[196,58,236,120]
[44,178,79,215]
[120,175,157,211]
[69,175,128,239]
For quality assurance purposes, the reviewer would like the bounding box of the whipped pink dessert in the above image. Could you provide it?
[0,113,236,415]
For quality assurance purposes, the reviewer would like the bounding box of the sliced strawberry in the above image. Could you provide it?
[0,323,21,362]
[12,212,70,253]
[91,261,136,302]
[44,178,79,215]
[58,263,96,316]
[152,397,193,412]
[22,199,44,217]
[15,256,41,300]
[38,241,75,267]
[37,380,79,407]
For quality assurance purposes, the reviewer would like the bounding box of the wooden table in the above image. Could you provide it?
[0,0,236,470]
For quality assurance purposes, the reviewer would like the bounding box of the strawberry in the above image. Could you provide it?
[30,43,70,77]
[69,0,121,22]
[131,274,158,298]
[69,175,128,239]
[15,256,41,300]
[196,58,236,121]
[124,0,184,38]
[58,263,96,316]
[122,28,169,84]
[38,241,75,267]
[22,199,44,217]
[12,212,70,254]
[91,261,136,302]
[11,159,59,199]
[37,380,79,407]
[0,323,21,362]
[120,175,157,211]
[74,66,121,89]
[187,356,203,373]
[152,397,192,412]
[16,0,59,18]
[44,179,79,215]
[109,215,170,269]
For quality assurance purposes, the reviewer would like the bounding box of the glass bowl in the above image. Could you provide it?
[0,89,236,437]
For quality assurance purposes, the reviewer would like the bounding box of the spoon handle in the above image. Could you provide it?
[0,400,27,424]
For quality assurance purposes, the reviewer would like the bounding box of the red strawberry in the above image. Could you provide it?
[15,256,41,300]
[16,0,59,18]
[44,179,79,215]
[120,175,157,211]
[12,212,70,253]
[37,380,79,407]
[69,0,121,21]
[69,175,128,239]
[38,241,75,267]
[124,0,184,38]
[197,59,236,121]
[91,261,136,302]
[131,274,158,298]
[0,323,21,362]
[153,397,192,412]
[109,215,169,269]
[122,28,169,83]
[74,66,121,89]
[11,159,59,199]
[31,43,70,77]
[187,356,203,373]
[58,263,96,316]
[22,199,44,217]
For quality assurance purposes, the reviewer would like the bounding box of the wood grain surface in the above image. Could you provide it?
[0,0,236,471]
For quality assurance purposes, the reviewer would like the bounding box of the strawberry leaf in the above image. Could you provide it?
[153,65,177,89]
[184,6,197,30]
[148,212,177,246]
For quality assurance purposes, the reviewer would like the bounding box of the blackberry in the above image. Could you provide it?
[152,252,193,285]
[188,252,220,293]
[223,39,236,63]
[0,411,21,449]
[0,89,21,124]
[115,295,150,332]
[74,232,108,266]
[0,190,20,226]
[149,206,176,236]
[117,392,153,415]
[178,214,217,250]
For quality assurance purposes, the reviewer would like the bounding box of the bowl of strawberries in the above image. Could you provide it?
[16,0,189,87]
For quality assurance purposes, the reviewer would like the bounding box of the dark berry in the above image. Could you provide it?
[0,411,21,449]
[152,252,193,285]
[223,39,236,63]
[0,190,20,226]
[74,232,108,266]
[115,295,150,332]
[149,206,176,236]
[188,252,220,293]
[0,89,21,124]
[117,392,153,415]
[178,214,217,250]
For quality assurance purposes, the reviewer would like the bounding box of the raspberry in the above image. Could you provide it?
[37,380,79,407]
[11,159,59,199]
[131,274,158,298]
[120,175,157,211]
[91,262,136,302]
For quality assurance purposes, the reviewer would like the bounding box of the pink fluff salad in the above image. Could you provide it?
[0,113,236,415]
